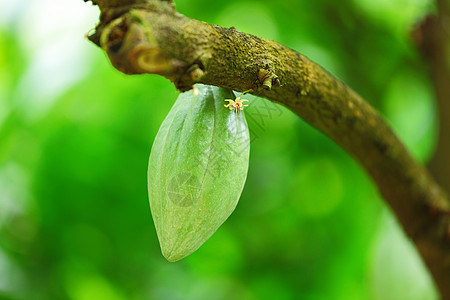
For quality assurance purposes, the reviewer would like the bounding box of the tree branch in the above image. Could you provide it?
[416,0,450,196]
[86,0,450,296]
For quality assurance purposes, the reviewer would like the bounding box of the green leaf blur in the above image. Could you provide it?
[0,0,438,299]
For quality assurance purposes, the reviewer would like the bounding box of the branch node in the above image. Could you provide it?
[258,69,280,90]
[130,44,173,73]
[187,64,205,81]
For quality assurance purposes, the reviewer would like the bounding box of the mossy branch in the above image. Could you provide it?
[85,0,450,296]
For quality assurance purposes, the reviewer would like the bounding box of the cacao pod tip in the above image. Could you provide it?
[162,250,184,262]
[160,239,198,262]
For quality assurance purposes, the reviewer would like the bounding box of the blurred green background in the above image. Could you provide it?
[0,0,440,299]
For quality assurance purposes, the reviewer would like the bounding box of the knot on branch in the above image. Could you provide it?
[87,1,175,47]
[90,8,194,86]
[258,68,280,90]
[129,44,175,74]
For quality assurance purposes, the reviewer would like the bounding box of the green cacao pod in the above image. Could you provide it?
[148,84,250,262]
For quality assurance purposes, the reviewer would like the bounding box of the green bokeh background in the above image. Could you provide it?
[0,0,440,299]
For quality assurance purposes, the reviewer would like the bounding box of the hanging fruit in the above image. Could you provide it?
[148,84,250,262]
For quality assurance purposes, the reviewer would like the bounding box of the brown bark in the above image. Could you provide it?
[419,1,450,196]
[85,0,450,297]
